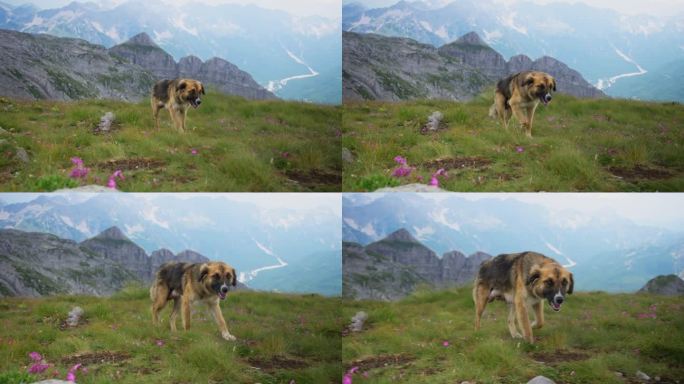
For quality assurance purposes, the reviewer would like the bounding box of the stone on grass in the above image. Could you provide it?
[15,147,29,163]
[342,148,355,163]
[636,370,650,381]
[67,306,84,327]
[527,376,556,384]
[96,112,116,132]
[425,111,443,131]
[350,311,368,333]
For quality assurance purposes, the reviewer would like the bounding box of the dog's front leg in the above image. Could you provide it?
[531,301,544,329]
[181,295,191,331]
[514,292,534,343]
[507,303,523,338]
[509,102,530,135]
[209,302,235,341]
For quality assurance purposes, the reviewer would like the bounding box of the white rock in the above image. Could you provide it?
[636,370,651,381]
[527,376,556,384]
[350,311,368,332]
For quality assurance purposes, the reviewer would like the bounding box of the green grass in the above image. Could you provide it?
[0,93,341,191]
[342,93,684,191]
[343,286,684,383]
[0,286,342,383]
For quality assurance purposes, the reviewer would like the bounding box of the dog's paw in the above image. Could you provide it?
[222,331,236,341]
[511,332,523,339]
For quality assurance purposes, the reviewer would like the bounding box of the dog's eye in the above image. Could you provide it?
[545,280,553,287]
[562,279,567,286]
[213,273,220,279]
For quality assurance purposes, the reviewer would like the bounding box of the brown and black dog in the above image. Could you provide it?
[489,71,556,138]
[151,78,205,132]
[473,251,573,343]
[150,261,237,341]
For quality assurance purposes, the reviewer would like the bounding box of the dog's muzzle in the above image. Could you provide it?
[218,284,229,300]
[550,293,564,311]
[190,97,201,109]
[540,93,552,106]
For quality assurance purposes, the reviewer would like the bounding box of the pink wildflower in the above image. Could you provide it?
[69,157,89,179]
[442,341,449,347]
[516,146,524,153]
[391,155,412,177]
[107,170,125,189]
[191,149,198,155]
[28,363,49,374]
[429,168,447,187]
[156,339,165,347]
[29,352,42,362]
[282,151,290,158]
[394,156,407,165]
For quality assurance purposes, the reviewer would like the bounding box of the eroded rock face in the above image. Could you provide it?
[343,31,604,102]
[343,229,493,301]
[638,274,684,295]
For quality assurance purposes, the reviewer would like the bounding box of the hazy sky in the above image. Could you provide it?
[357,193,684,228]
[5,0,341,19]
[0,193,342,217]
[345,0,684,17]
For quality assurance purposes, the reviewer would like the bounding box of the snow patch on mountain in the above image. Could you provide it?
[482,29,502,44]
[22,15,44,30]
[153,29,173,42]
[412,225,435,241]
[171,13,198,37]
[124,223,144,237]
[59,215,92,236]
[430,208,461,232]
[266,47,319,93]
[141,206,170,229]
[348,14,371,31]
[498,12,527,35]
[239,239,288,283]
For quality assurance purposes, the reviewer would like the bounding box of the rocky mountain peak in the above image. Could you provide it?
[455,31,487,47]
[383,228,419,243]
[638,274,684,295]
[124,32,158,47]
[92,226,129,241]
[151,248,174,259]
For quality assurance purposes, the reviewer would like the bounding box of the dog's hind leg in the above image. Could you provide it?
[208,302,236,341]
[181,295,192,331]
[531,301,544,329]
[151,284,169,326]
[169,298,181,332]
[473,282,489,330]
[152,100,163,131]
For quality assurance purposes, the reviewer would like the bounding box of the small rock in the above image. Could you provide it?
[15,147,29,163]
[66,306,84,327]
[0,126,7,134]
[342,147,355,163]
[426,111,443,131]
[636,371,651,381]
[0,139,7,146]
[96,111,115,132]
[350,311,368,332]
[615,372,624,377]
[375,183,447,192]
[527,376,556,384]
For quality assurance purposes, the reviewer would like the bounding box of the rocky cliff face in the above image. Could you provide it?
[0,227,215,297]
[343,228,492,301]
[343,31,604,101]
[109,33,277,100]
[0,28,155,101]
[638,275,684,296]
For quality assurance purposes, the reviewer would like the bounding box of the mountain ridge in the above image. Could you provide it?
[343,30,604,102]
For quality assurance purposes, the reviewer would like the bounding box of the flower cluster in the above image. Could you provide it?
[69,157,89,179]
[392,156,412,177]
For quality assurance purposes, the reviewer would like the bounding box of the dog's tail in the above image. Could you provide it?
[488,103,497,119]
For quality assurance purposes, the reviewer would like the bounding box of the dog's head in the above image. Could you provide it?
[198,262,237,300]
[522,72,556,106]
[526,260,573,312]
[176,79,205,109]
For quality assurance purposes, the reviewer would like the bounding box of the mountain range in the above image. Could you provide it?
[343,0,684,102]
[0,28,274,101]
[343,194,684,292]
[0,194,342,295]
[0,226,221,297]
[344,228,490,300]
[0,0,341,103]
[343,30,603,101]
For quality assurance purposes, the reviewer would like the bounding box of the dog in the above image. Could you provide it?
[488,71,556,138]
[150,261,237,341]
[473,251,573,343]
[151,78,205,132]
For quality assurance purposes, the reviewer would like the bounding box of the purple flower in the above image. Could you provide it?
[70,157,83,166]
[281,151,290,158]
[28,363,49,374]
[66,371,76,382]
[392,166,412,177]
[343,374,352,384]
[394,156,407,165]
[69,157,89,179]
[429,168,447,187]
[516,146,524,153]
[107,170,125,189]
[29,352,42,362]
[442,341,449,347]
[191,149,198,155]
[156,339,165,347]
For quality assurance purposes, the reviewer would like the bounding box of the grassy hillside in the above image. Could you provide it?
[0,286,342,383]
[343,287,684,383]
[342,93,684,191]
[0,93,341,192]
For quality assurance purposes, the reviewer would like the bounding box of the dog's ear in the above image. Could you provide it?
[551,78,557,92]
[568,273,574,294]
[178,81,187,91]
[198,263,209,282]
[200,83,205,95]
[526,269,541,286]
[230,268,237,287]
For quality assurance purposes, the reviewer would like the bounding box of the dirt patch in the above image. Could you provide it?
[420,156,492,172]
[97,158,166,172]
[284,169,341,189]
[247,356,308,372]
[530,350,589,364]
[608,165,674,181]
[345,354,416,372]
[61,351,131,366]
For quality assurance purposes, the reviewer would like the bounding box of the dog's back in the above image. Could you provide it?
[152,79,173,104]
